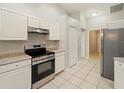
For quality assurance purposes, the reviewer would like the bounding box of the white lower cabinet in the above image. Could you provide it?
[114,60,124,89]
[55,52,65,74]
[0,59,31,89]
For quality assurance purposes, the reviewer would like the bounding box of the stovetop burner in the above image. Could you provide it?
[25,47,54,58]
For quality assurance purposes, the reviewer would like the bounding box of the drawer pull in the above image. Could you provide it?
[16,65,19,67]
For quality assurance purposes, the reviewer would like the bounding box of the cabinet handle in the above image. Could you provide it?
[16,65,18,67]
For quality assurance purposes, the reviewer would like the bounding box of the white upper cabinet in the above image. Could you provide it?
[0,8,27,40]
[39,19,49,30]
[49,21,60,40]
[28,16,39,28]
[28,16,49,30]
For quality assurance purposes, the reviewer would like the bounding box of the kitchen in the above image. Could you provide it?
[0,3,124,89]
[0,3,67,89]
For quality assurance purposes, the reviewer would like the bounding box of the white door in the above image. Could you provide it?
[81,31,86,58]
[68,26,78,67]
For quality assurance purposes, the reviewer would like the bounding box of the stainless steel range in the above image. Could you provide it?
[25,44,55,89]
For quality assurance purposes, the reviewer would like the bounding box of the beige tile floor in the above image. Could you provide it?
[40,58,114,89]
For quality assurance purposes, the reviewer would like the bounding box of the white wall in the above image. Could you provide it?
[80,12,87,29]
[0,3,66,21]
[69,12,80,21]
[87,15,109,30]
[109,11,124,21]
[0,3,67,54]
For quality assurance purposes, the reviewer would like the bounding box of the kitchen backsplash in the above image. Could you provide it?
[46,40,59,49]
[0,33,59,54]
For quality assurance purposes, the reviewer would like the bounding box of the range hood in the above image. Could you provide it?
[28,27,49,34]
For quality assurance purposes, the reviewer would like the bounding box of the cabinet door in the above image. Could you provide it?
[114,61,124,89]
[115,71,124,89]
[0,9,27,40]
[55,53,65,74]
[39,19,49,30]
[49,22,60,40]
[28,16,39,28]
[0,66,31,89]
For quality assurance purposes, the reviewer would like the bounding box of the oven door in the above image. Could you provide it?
[32,58,55,84]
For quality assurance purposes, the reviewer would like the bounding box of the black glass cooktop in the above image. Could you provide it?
[25,48,54,58]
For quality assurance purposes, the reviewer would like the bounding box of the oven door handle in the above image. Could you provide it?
[32,57,55,65]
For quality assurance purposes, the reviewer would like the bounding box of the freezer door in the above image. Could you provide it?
[102,28,124,81]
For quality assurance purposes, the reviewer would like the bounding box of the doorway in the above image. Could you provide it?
[89,30,101,61]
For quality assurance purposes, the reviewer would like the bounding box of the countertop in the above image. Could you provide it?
[114,57,124,64]
[47,48,65,53]
[0,52,31,66]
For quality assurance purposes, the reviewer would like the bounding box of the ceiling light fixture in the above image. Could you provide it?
[92,12,97,16]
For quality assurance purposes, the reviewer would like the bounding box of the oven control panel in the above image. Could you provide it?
[32,54,55,63]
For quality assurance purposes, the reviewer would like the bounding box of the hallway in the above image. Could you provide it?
[89,31,101,61]
[90,52,100,61]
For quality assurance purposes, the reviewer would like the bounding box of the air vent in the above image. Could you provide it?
[110,4,124,13]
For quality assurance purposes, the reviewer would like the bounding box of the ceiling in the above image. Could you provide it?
[59,3,118,18]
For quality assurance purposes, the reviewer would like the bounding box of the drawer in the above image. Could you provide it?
[0,59,31,74]
[114,60,124,72]
[55,52,65,57]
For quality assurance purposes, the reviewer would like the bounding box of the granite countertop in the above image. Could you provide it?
[47,48,65,53]
[0,52,31,66]
[114,57,124,64]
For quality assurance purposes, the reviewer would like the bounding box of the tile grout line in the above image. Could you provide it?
[57,75,73,88]
[58,67,87,89]
[64,79,80,88]
[60,63,89,88]
[50,81,59,89]
[88,63,100,89]
[78,64,96,88]
[96,76,102,89]
[51,75,69,89]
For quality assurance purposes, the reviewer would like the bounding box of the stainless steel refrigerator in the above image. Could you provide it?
[101,28,124,81]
